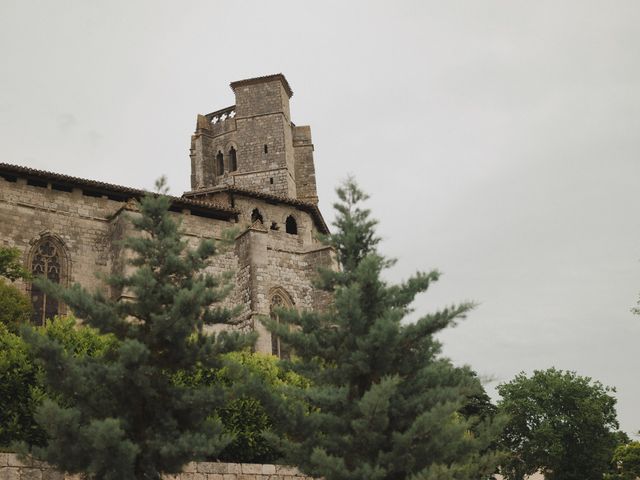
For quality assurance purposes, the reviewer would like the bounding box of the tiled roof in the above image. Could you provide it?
[0,162,239,219]
[183,185,329,234]
[230,73,293,98]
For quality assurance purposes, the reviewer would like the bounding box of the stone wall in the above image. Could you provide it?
[0,453,314,480]
[0,164,334,353]
[190,74,316,202]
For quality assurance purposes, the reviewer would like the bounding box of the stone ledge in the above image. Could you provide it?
[0,454,311,480]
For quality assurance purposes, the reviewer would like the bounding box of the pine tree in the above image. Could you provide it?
[21,179,253,480]
[266,179,504,480]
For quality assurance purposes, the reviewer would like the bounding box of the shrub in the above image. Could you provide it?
[0,316,116,449]
[0,280,32,330]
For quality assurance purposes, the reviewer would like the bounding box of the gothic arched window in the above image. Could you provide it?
[270,289,293,359]
[216,151,224,176]
[229,146,237,172]
[29,236,68,325]
[285,215,297,235]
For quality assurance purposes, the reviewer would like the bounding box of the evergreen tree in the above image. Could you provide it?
[21,179,253,480]
[266,179,504,480]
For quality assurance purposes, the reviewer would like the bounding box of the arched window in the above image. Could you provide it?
[216,151,224,176]
[285,215,297,235]
[229,146,237,172]
[251,208,263,224]
[270,289,293,359]
[29,236,68,325]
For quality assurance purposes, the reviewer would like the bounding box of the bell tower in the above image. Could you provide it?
[188,74,318,204]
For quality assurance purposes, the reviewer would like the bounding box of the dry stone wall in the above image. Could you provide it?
[0,453,314,480]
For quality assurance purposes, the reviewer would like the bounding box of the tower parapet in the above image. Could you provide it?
[189,74,318,204]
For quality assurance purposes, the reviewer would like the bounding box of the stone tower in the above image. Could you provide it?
[0,73,333,356]
[189,74,318,204]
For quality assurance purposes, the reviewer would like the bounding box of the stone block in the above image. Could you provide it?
[0,468,20,480]
[42,470,64,480]
[241,464,262,475]
[183,462,198,473]
[4,454,26,468]
[275,466,300,476]
[197,462,227,474]
[261,465,276,475]
[21,468,43,480]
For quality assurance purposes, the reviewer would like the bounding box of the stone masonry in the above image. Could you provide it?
[0,453,314,480]
[0,73,334,354]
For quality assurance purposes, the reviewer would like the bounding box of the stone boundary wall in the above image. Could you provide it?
[0,453,314,480]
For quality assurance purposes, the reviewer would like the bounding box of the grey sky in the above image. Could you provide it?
[1,1,639,434]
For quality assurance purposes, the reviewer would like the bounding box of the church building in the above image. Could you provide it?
[0,74,334,354]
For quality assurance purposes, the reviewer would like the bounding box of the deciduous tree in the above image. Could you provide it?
[497,368,620,480]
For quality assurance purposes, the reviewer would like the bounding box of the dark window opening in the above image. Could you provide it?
[1,174,18,183]
[251,208,263,224]
[269,177,274,184]
[216,151,224,176]
[51,183,73,193]
[264,144,268,154]
[30,238,63,326]
[285,215,297,235]
[27,178,48,188]
[229,146,237,171]
[270,222,279,231]
[82,189,103,198]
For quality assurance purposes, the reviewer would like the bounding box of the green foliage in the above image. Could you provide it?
[0,246,29,282]
[38,315,117,358]
[497,368,620,480]
[1,316,114,449]
[0,322,44,447]
[265,178,505,480]
[611,441,640,480]
[21,179,254,480]
[216,351,309,463]
[0,280,32,330]
[172,351,308,464]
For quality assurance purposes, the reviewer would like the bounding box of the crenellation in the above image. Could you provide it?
[189,74,315,202]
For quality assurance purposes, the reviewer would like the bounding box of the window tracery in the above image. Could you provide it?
[270,290,293,359]
[29,237,67,325]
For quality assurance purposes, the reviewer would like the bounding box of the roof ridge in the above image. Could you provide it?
[0,162,239,215]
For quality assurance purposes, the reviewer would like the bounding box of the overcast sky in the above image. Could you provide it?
[1,1,639,434]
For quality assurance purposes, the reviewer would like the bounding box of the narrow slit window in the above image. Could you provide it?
[216,151,224,176]
[264,144,268,154]
[229,146,237,172]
